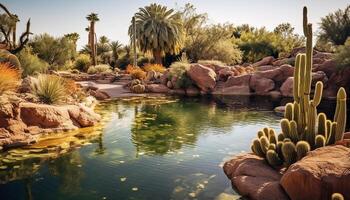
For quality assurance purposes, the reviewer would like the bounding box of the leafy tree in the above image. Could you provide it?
[64,32,80,50]
[17,46,48,76]
[319,5,350,45]
[109,41,123,68]
[129,3,183,64]
[29,33,76,69]
[334,37,350,70]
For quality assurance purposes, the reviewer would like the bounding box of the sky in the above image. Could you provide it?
[2,0,349,49]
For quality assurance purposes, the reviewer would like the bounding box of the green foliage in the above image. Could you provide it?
[74,54,91,72]
[87,64,112,74]
[198,60,225,66]
[169,61,192,89]
[31,74,67,104]
[29,33,77,69]
[319,5,350,45]
[17,47,48,77]
[334,38,350,70]
[129,3,183,63]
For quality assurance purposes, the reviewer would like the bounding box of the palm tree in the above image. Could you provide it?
[86,13,99,65]
[110,41,123,67]
[128,3,183,64]
[64,32,80,50]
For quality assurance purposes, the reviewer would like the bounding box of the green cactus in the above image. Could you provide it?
[334,88,346,142]
[315,135,326,148]
[281,119,291,138]
[313,82,323,106]
[285,103,294,121]
[252,138,265,157]
[266,150,283,166]
[282,141,297,167]
[277,133,285,142]
[257,130,264,138]
[268,143,276,151]
[296,141,310,161]
[289,120,299,143]
[0,49,21,69]
[259,136,270,154]
[268,129,277,144]
[263,127,270,137]
[276,141,284,160]
[327,122,337,145]
[332,193,344,200]
[317,113,327,137]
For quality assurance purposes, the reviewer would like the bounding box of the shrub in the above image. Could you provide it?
[87,64,112,74]
[198,60,225,66]
[0,63,20,95]
[17,47,48,77]
[31,74,67,104]
[334,37,350,70]
[74,54,91,72]
[0,49,21,69]
[169,61,192,88]
[130,69,146,79]
[143,63,166,73]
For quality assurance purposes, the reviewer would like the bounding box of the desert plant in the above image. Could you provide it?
[87,64,112,74]
[0,49,21,69]
[129,3,183,64]
[332,193,344,200]
[0,63,20,95]
[17,47,48,76]
[74,54,91,72]
[334,37,350,70]
[143,63,166,73]
[86,13,99,66]
[250,7,347,168]
[31,74,67,104]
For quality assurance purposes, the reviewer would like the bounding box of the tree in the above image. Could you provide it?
[97,36,111,64]
[64,32,80,51]
[129,3,183,64]
[110,41,123,67]
[319,5,350,45]
[86,13,99,65]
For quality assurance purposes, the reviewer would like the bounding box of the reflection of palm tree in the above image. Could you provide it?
[25,178,33,200]
[94,133,106,155]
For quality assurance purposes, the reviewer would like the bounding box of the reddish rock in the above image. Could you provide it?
[280,77,294,97]
[187,64,216,93]
[90,90,110,100]
[67,105,101,127]
[250,75,275,94]
[257,65,276,71]
[313,60,337,77]
[166,81,173,89]
[185,86,200,97]
[168,89,186,95]
[160,70,170,85]
[218,67,234,81]
[224,74,251,88]
[280,145,350,200]
[146,84,170,93]
[223,153,289,200]
[253,56,275,67]
[273,58,294,66]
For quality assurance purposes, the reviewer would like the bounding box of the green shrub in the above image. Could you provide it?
[169,62,192,89]
[334,37,350,70]
[74,54,91,72]
[31,74,67,104]
[17,47,48,77]
[87,64,112,74]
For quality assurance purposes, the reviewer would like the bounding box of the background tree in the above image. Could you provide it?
[110,41,123,68]
[64,32,80,51]
[319,5,350,45]
[86,13,99,65]
[129,3,183,64]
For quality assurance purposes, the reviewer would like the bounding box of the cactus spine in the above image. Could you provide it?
[282,141,297,167]
[296,141,310,161]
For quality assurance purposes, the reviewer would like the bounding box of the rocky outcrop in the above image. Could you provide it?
[250,74,275,94]
[280,145,350,200]
[253,56,275,67]
[223,153,289,200]
[146,84,170,93]
[187,64,216,93]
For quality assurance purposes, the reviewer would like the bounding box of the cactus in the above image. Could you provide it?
[281,119,291,138]
[266,150,283,166]
[131,84,145,93]
[315,135,326,148]
[276,141,284,160]
[277,133,285,142]
[263,127,270,137]
[296,141,310,161]
[327,122,337,145]
[289,120,299,143]
[334,88,346,142]
[259,136,270,154]
[268,143,276,151]
[252,138,265,157]
[257,130,264,138]
[317,113,327,137]
[332,193,344,200]
[0,50,21,69]
[268,129,277,144]
[313,82,323,106]
[285,103,294,121]
[131,79,141,86]
[282,141,297,167]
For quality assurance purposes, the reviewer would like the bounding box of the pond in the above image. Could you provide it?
[0,96,301,200]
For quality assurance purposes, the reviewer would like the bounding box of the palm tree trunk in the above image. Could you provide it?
[153,50,162,64]
[90,22,97,66]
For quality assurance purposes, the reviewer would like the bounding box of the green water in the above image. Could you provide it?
[0,96,282,200]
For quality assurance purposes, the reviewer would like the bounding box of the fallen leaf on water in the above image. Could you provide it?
[132,187,138,191]
[120,177,126,182]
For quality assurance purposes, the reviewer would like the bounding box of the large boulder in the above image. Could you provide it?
[146,84,170,93]
[253,56,275,67]
[213,74,251,95]
[280,145,350,200]
[280,77,294,97]
[250,75,275,94]
[313,60,337,77]
[187,64,216,93]
[223,153,289,200]
[224,74,251,88]
[67,105,101,127]
[254,64,294,83]
[185,86,200,97]
[20,103,76,130]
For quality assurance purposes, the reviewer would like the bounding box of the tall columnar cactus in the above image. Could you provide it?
[250,6,347,168]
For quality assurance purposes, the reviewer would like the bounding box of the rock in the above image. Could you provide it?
[312,71,328,85]
[253,56,275,67]
[166,81,173,89]
[67,105,101,127]
[187,64,216,93]
[273,58,294,66]
[145,70,157,82]
[218,67,234,81]
[20,103,76,129]
[185,86,200,97]
[160,70,170,85]
[257,65,276,71]
[223,153,289,200]
[280,145,350,200]
[250,75,275,94]
[274,106,285,116]
[269,90,282,98]
[90,90,110,100]
[313,60,337,77]
[280,77,294,97]
[146,84,170,93]
[224,74,251,88]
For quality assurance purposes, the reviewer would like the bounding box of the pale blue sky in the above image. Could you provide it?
[2,0,349,49]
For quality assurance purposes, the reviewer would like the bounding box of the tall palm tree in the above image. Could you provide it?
[128,3,183,64]
[86,13,99,65]
[110,41,123,67]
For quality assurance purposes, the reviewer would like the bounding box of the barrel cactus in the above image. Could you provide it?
[131,84,145,93]
[0,49,21,69]
[250,6,348,168]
